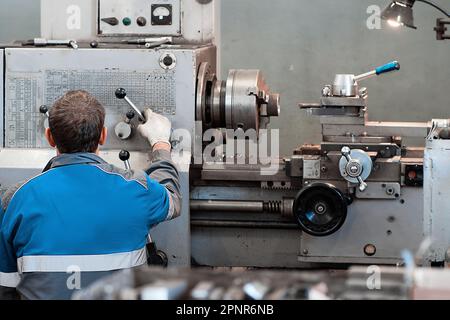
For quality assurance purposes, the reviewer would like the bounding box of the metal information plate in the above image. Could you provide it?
[43,69,176,114]
[98,0,181,36]
[6,67,176,148]
[303,158,321,179]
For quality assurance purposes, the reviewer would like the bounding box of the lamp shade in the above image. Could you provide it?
[381,1,417,29]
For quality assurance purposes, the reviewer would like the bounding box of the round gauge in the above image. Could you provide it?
[151,4,172,26]
[153,6,170,19]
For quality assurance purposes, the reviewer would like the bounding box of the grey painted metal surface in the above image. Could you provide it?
[189,184,423,267]
[0,49,3,147]
[190,185,301,268]
[300,188,423,263]
[192,227,303,268]
[40,0,96,41]
[424,139,450,263]
[152,168,191,266]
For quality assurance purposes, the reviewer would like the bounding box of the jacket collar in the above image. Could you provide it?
[43,152,107,172]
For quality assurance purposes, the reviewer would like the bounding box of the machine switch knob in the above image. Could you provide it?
[101,17,119,26]
[115,88,127,99]
[137,17,147,26]
[39,105,50,118]
[119,150,131,171]
[119,150,130,161]
[126,110,136,121]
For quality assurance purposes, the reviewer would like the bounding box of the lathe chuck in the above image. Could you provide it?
[196,62,280,134]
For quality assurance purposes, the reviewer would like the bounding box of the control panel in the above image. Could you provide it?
[3,46,216,151]
[98,0,181,36]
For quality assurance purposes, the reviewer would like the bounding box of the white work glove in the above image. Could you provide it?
[137,108,172,147]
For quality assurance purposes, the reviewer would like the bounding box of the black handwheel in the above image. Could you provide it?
[293,183,348,237]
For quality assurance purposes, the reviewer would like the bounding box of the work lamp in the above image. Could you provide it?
[381,0,450,39]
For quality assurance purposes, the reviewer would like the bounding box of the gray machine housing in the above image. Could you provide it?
[189,103,426,267]
[40,0,218,44]
[423,122,450,264]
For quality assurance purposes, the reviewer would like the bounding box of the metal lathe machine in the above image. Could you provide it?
[0,0,449,269]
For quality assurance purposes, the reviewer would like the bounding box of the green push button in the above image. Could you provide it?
[122,17,132,26]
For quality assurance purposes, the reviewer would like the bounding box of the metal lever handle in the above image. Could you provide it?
[356,177,368,192]
[115,88,145,122]
[375,61,400,75]
[341,146,353,162]
[119,150,131,171]
[24,38,78,49]
[341,146,367,192]
[354,61,400,82]
[39,105,50,118]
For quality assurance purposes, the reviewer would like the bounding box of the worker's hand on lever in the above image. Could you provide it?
[137,108,172,151]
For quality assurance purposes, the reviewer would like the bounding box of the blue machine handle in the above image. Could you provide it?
[375,61,400,75]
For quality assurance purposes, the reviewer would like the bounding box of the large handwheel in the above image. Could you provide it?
[293,183,349,237]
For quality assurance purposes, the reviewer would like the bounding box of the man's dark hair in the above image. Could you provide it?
[49,90,106,154]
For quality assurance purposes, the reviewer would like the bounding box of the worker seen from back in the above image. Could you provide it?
[0,90,181,299]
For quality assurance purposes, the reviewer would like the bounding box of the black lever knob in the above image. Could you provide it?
[119,150,130,161]
[39,105,49,114]
[115,88,127,99]
[101,17,119,26]
[126,110,135,120]
[114,88,145,122]
[119,150,131,171]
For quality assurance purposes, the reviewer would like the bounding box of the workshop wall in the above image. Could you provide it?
[0,0,40,43]
[1,0,448,156]
[221,0,449,155]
